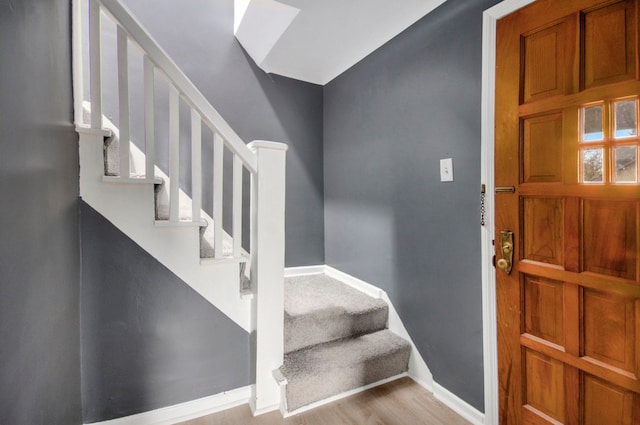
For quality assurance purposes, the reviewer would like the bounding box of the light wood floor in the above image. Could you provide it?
[177,377,472,425]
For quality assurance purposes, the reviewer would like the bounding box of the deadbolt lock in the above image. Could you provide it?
[497,230,514,274]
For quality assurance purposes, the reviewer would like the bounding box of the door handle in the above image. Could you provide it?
[497,230,514,274]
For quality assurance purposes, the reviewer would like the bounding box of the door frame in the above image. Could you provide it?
[480,1,535,424]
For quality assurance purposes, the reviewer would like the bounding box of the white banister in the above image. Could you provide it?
[249,141,288,413]
[117,25,130,178]
[213,133,224,258]
[89,0,102,129]
[96,0,257,173]
[232,155,243,257]
[191,110,202,222]
[143,56,155,180]
[169,85,180,222]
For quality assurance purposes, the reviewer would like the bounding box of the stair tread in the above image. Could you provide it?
[285,273,387,317]
[284,273,389,353]
[282,329,410,377]
[280,329,411,411]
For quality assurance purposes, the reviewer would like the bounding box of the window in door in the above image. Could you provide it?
[580,97,639,184]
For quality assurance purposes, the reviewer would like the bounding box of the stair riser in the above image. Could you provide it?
[285,307,388,353]
[284,347,410,411]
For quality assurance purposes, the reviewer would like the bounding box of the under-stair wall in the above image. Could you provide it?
[80,201,251,422]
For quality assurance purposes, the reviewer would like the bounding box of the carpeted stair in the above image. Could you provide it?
[279,273,411,412]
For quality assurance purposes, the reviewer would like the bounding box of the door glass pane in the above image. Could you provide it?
[615,146,637,182]
[614,100,637,138]
[583,148,604,182]
[583,105,603,141]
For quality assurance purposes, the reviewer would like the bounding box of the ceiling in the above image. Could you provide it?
[234,0,448,85]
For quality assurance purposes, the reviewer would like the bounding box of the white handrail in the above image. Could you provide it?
[94,0,257,173]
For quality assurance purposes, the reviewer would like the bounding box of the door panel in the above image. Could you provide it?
[522,113,564,183]
[583,0,636,89]
[524,276,565,345]
[583,375,637,425]
[582,289,636,373]
[523,22,568,102]
[524,348,566,422]
[523,197,564,265]
[496,0,640,423]
[583,200,637,279]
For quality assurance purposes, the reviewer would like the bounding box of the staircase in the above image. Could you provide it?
[73,0,419,419]
[277,273,411,413]
[73,0,286,413]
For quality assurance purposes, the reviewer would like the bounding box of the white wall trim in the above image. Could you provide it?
[283,265,325,277]
[84,385,251,425]
[433,382,485,425]
[323,265,386,299]
[481,2,536,425]
[285,265,434,392]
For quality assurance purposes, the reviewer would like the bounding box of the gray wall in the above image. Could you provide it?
[324,0,500,411]
[80,202,250,423]
[0,0,83,424]
[112,0,325,267]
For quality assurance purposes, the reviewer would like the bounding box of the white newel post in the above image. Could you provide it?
[248,140,288,414]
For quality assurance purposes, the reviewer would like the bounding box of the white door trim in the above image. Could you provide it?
[480,1,536,424]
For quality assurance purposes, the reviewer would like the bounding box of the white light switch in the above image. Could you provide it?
[440,158,453,182]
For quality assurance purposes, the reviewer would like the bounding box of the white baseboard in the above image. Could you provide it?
[323,265,385,298]
[284,265,325,277]
[433,382,485,425]
[85,386,252,425]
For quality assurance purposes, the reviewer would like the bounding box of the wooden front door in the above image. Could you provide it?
[495,0,640,423]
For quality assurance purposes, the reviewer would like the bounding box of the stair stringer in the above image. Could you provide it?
[83,102,247,265]
[79,129,253,333]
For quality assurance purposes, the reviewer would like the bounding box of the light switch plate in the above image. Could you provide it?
[440,158,453,182]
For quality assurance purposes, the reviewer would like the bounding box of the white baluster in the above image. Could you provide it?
[191,110,202,222]
[117,25,130,179]
[214,133,224,258]
[233,154,243,257]
[89,0,102,129]
[169,85,180,222]
[144,56,155,180]
[72,0,85,126]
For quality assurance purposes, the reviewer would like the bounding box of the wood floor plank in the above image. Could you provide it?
[177,377,472,425]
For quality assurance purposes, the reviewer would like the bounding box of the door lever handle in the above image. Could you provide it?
[497,230,514,274]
